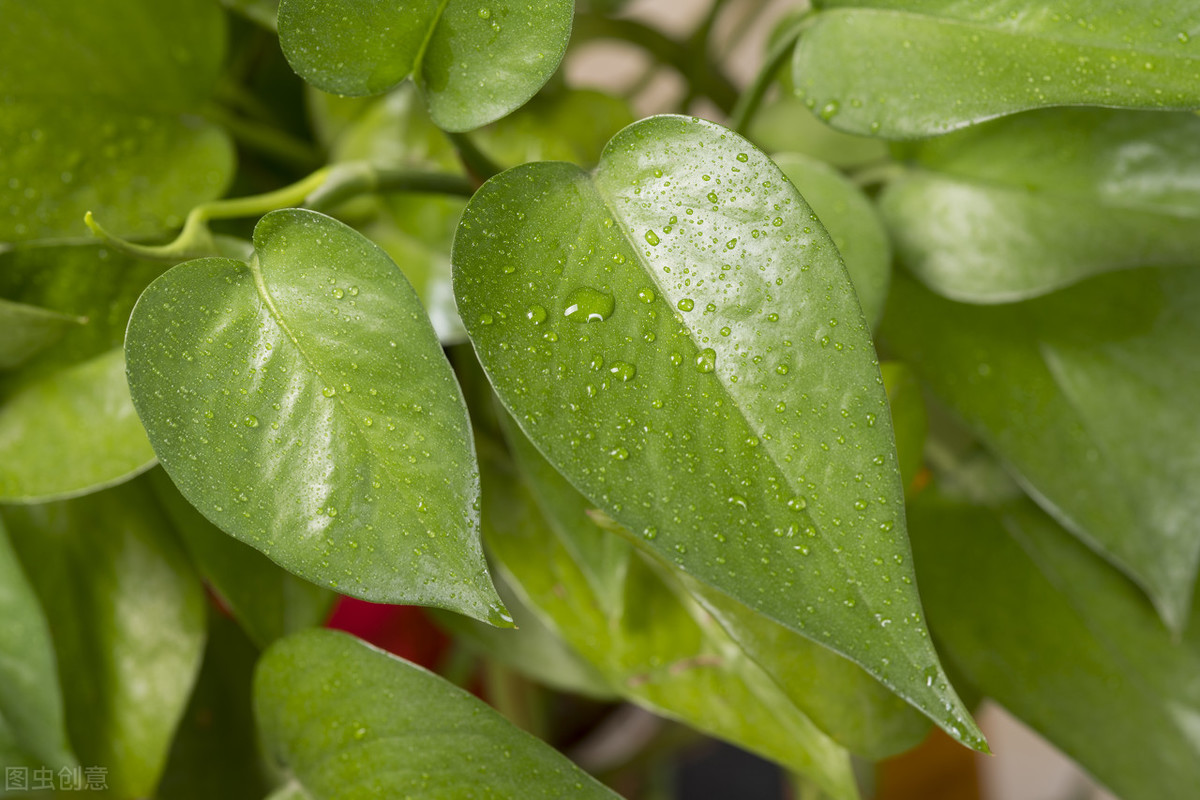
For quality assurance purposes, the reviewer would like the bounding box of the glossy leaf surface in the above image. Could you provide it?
[773,152,891,326]
[883,269,1200,630]
[279,0,573,131]
[478,433,860,798]
[255,629,619,799]
[150,469,335,648]
[0,299,81,370]
[0,517,74,770]
[0,479,206,797]
[455,115,983,748]
[794,3,1200,138]
[911,497,1200,800]
[0,0,233,243]
[881,109,1200,301]
[126,210,504,621]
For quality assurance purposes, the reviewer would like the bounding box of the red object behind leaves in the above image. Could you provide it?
[326,599,449,670]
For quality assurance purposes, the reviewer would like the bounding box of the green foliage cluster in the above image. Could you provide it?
[2,1,1199,798]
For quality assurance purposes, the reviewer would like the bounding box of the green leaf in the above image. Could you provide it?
[482,426,859,796]
[772,152,891,326]
[881,362,927,492]
[0,299,82,370]
[254,628,620,798]
[0,0,234,243]
[157,616,272,800]
[0,479,207,797]
[881,109,1200,301]
[125,209,505,622]
[910,496,1200,800]
[149,469,335,649]
[747,96,888,169]
[881,269,1200,630]
[0,517,74,770]
[278,0,573,131]
[0,245,164,502]
[454,115,984,749]
[496,412,929,764]
[794,3,1200,138]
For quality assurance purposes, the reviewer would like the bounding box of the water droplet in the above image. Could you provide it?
[695,348,716,373]
[480,313,494,326]
[610,446,629,460]
[244,415,259,428]
[644,229,660,246]
[775,364,789,375]
[820,100,840,120]
[766,312,779,322]
[677,298,695,312]
[719,326,731,336]
[706,191,719,203]
[332,287,344,299]
[526,305,547,324]
[728,495,747,509]
[478,7,491,18]
[787,496,807,511]
[609,361,637,382]
[637,287,656,303]
[643,527,658,540]
[564,287,614,323]
[322,386,336,397]
[736,152,749,162]
[354,727,368,740]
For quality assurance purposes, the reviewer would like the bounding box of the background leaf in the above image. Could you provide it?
[910,495,1200,800]
[880,109,1200,301]
[279,0,573,131]
[0,245,164,502]
[882,268,1200,630]
[126,209,505,621]
[0,517,74,770]
[0,299,82,370]
[794,3,1200,138]
[454,115,983,749]
[254,628,620,798]
[0,478,207,797]
[0,0,234,243]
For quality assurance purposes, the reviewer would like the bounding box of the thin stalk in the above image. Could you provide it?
[446,131,504,184]
[203,104,324,171]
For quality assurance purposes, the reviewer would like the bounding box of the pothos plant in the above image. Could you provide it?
[1,0,1198,798]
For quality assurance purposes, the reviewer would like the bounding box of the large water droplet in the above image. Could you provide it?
[695,348,717,373]
[609,361,637,382]
[564,287,614,323]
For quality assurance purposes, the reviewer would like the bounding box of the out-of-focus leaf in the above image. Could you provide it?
[0,0,233,244]
[794,2,1200,138]
[126,210,504,621]
[747,96,887,168]
[254,629,620,798]
[881,109,1200,301]
[882,268,1200,630]
[881,362,927,491]
[0,517,74,770]
[910,495,1200,800]
[0,479,207,797]
[157,616,271,800]
[278,0,573,131]
[455,115,983,749]
[0,245,164,502]
[0,299,82,370]
[149,469,334,649]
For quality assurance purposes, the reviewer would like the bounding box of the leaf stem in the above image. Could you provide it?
[573,14,740,114]
[446,132,504,184]
[86,164,478,262]
[728,13,812,134]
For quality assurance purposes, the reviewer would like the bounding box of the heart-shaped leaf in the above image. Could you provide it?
[0,0,233,244]
[125,209,505,622]
[279,0,573,131]
[255,629,619,799]
[794,2,1200,138]
[454,115,984,749]
[0,245,167,502]
[479,427,862,798]
[880,109,1200,302]
[0,517,74,771]
[910,495,1200,800]
[882,268,1200,630]
[0,478,206,798]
